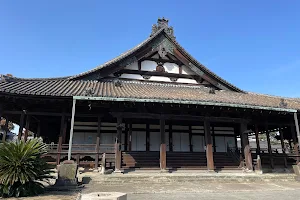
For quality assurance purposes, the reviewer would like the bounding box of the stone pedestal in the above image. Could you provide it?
[53,160,81,188]
[293,164,300,176]
[81,192,127,200]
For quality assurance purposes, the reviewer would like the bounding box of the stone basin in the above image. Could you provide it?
[80,192,127,200]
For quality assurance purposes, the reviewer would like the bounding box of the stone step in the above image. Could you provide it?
[90,174,297,184]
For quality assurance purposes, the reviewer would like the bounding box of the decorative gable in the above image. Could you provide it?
[72,18,243,92]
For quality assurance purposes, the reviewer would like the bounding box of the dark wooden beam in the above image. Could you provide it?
[111,112,246,123]
[204,120,214,171]
[140,57,181,65]
[118,69,197,80]
[138,60,142,71]
[179,65,182,74]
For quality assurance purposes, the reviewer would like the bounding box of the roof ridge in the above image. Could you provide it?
[0,75,70,82]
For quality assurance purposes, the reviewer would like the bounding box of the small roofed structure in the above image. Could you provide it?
[0,18,300,172]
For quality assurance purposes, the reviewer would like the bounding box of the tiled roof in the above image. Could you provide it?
[1,79,299,110]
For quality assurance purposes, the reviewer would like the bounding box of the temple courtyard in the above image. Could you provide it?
[6,172,300,199]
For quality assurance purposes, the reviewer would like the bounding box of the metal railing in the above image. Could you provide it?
[44,143,115,168]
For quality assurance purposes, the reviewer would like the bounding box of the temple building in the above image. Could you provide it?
[1,18,300,172]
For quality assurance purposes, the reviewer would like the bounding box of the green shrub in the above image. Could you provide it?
[0,138,53,198]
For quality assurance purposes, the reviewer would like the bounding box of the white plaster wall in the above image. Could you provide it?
[123,61,196,75]
[177,78,198,84]
[164,62,179,73]
[120,74,198,84]
[120,74,142,79]
[148,76,171,82]
[141,60,157,71]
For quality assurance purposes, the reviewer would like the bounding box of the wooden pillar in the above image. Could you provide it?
[294,113,300,145]
[160,118,167,170]
[293,113,300,163]
[18,112,25,140]
[169,124,173,152]
[24,115,31,141]
[124,123,128,151]
[95,116,101,170]
[189,125,193,152]
[0,104,2,119]
[146,124,150,151]
[204,120,214,171]
[279,126,288,168]
[68,99,76,160]
[254,124,260,155]
[0,106,3,142]
[212,126,216,153]
[57,114,65,165]
[62,121,67,143]
[128,123,132,151]
[265,123,274,169]
[114,116,122,172]
[36,122,41,137]
[56,136,62,165]
[2,116,8,142]
[291,123,299,163]
[241,122,253,170]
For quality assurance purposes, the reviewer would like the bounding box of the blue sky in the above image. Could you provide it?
[0,1,300,97]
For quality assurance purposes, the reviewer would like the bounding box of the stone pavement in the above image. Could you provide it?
[80,172,300,200]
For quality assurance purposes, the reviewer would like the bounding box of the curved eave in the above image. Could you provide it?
[73,96,297,113]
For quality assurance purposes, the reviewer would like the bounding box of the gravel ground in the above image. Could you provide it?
[83,181,300,200]
[6,172,300,200]
[81,172,300,200]
[8,192,79,200]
